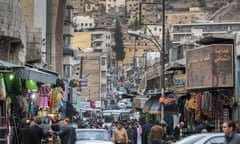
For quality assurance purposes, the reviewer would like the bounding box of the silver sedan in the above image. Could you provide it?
[175,133,225,144]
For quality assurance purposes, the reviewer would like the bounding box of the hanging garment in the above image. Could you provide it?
[6,96,11,115]
[49,88,63,111]
[0,75,6,100]
[39,85,50,108]
[188,96,198,110]
[28,101,35,117]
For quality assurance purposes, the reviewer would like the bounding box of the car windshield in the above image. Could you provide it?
[76,130,110,141]
[175,135,206,144]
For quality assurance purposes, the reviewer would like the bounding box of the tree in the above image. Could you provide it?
[113,19,125,61]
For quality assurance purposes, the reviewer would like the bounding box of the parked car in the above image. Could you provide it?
[75,129,113,144]
[175,133,225,144]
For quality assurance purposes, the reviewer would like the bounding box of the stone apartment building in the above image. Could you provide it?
[73,52,108,102]
[171,21,240,61]
[0,0,27,65]
[19,0,69,76]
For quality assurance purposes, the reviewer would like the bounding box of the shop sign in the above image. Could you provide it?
[174,74,187,96]
[80,101,90,108]
[186,44,233,89]
[133,98,148,108]
[95,101,101,108]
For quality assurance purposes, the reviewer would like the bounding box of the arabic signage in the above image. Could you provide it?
[174,74,187,96]
[186,44,233,89]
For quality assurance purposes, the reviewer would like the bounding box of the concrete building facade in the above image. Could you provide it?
[74,52,108,102]
[91,31,111,53]
[106,0,125,14]
[73,16,95,31]
[0,0,27,65]
[171,22,240,61]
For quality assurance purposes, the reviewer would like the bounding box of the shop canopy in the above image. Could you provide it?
[0,60,23,72]
[14,67,58,84]
[143,94,177,114]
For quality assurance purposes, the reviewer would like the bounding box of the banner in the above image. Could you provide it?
[186,44,233,89]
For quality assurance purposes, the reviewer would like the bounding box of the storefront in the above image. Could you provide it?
[0,60,63,143]
[184,44,235,132]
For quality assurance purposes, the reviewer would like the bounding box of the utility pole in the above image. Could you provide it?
[161,0,165,121]
[137,0,166,121]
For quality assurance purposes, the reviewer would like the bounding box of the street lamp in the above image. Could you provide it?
[129,0,166,121]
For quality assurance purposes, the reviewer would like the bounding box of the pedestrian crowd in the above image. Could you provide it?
[18,116,75,144]
[16,115,240,144]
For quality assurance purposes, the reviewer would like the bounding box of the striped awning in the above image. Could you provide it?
[14,67,58,84]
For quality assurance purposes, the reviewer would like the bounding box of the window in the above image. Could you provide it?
[92,60,99,64]
[101,57,106,66]
[205,136,224,144]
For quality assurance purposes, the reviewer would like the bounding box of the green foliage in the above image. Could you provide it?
[113,19,125,61]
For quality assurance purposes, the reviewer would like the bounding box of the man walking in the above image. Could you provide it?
[53,118,76,144]
[222,120,240,144]
[113,121,128,144]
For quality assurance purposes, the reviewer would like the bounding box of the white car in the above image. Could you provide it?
[75,129,113,144]
[175,133,229,144]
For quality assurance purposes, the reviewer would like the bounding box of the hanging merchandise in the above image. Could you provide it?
[28,101,35,118]
[6,96,11,115]
[4,73,22,94]
[39,85,50,109]
[49,87,63,112]
[0,74,6,100]
[25,80,38,90]
[18,95,28,117]
[56,79,66,91]
[188,95,198,110]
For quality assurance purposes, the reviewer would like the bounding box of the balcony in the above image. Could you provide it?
[63,24,74,36]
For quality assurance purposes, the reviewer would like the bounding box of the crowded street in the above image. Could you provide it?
[1,0,240,144]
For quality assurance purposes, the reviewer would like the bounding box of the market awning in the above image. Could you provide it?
[0,60,23,72]
[149,96,161,114]
[143,97,154,113]
[143,95,162,114]
[166,59,185,71]
[14,67,58,84]
[122,93,137,99]
[143,94,177,114]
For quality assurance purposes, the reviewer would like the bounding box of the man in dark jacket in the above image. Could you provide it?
[223,120,240,144]
[19,118,34,144]
[173,121,184,140]
[30,116,48,144]
[55,118,76,144]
